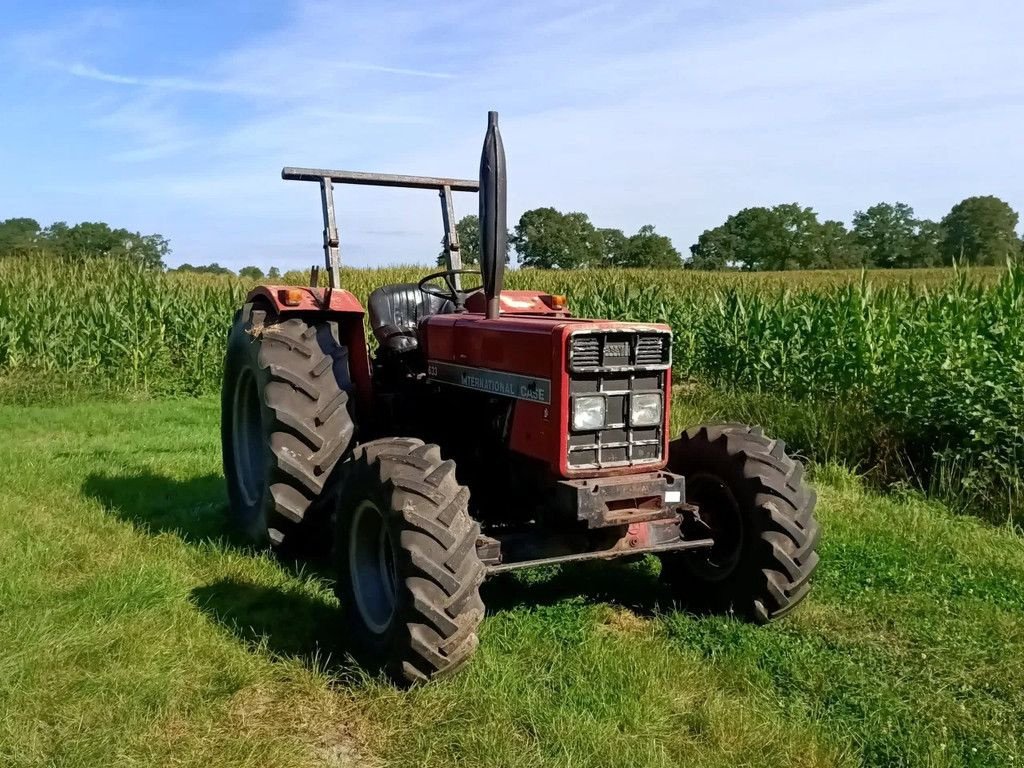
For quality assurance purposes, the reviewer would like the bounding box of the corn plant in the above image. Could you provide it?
[0,257,1019,516]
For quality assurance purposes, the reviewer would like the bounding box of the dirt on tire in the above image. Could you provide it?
[334,437,485,685]
[661,422,820,622]
[221,304,355,553]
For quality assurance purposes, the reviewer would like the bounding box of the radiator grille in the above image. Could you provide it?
[635,335,666,366]
[566,329,670,470]
[567,370,666,469]
[569,335,601,368]
[569,330,671,372]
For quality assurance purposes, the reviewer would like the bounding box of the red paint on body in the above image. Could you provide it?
[247,285,364,315]
[246,284,373,414]
[423,310,672,479]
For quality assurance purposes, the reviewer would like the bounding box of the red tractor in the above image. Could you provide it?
[221,112,820,684]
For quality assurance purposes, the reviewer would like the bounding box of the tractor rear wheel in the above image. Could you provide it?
[660,423,820,622]
[334,437,485,685]
[221,305,355,553]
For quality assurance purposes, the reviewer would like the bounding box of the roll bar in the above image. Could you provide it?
[282,111,507,318]
[281,168,479,290]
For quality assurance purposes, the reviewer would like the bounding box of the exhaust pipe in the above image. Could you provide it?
[479,111,507,320]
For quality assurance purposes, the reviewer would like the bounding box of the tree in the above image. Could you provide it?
[816,220,867,268]
[268,266,281,279]
[619,225,682,268]
[766,204,824,270]
[687,225,734,270]
[598,228,628,267]
[722,206,787,270]
[41,221,169,269]
[135,234,170,270]
[239,266,265,279]
[689,205,800,270]
[940,195,1020,265]
[172,262,234,275]
[511,207,604,269]
[910,219,943,267]
[852,202,918,268]
[436,214,510,267]
[0,218,42,257]
[689,205,859,271]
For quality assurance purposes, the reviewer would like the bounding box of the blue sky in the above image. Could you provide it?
[1,0,1022,270]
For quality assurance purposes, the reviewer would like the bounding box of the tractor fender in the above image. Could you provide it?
[242,285,372,414]
[245,284,365,316]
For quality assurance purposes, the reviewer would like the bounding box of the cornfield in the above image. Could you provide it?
[1,258,1020,516]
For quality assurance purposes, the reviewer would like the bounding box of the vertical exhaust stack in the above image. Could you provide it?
[479,111,507,320]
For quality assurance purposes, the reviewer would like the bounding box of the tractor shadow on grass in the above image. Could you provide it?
[482,559,674,618]
[188,578,359,675]
[83,468,354,671]
[82,467,337,576]
[83,469,237,547]
[82,468,684,672]
[85,466,341,576]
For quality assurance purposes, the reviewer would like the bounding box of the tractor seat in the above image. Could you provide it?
[368,283,454,354]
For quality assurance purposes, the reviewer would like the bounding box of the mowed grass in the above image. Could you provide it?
[1,398,1023,767]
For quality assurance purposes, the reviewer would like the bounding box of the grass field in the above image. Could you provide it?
[2,396,1022,767]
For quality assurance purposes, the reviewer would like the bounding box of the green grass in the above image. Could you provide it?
[1,397,1023,767]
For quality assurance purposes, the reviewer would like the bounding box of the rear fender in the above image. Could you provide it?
[247,284,364,315]
[244,285,372,414]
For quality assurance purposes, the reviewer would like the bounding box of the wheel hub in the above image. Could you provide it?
[683,473,745,581]
[232,367,265,508]
[349,500,398,634]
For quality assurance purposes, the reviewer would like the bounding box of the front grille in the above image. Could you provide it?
[635,335,666,365]
[569,330,671,372]
[569,335,601,368]
[567,370,666,469]
[566,329,670,470]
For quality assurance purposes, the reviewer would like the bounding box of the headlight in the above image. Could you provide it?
[572,396,606,430]
[630,393,663,427]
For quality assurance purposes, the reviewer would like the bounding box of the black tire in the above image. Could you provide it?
[660,423,820,622]
[334,437,485,684]
[221,304,355,553]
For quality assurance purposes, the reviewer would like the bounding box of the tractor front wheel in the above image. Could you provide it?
[661,423,820,622]
[334,438,485,685]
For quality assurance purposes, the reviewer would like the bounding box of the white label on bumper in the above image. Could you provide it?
[664,490,681,504]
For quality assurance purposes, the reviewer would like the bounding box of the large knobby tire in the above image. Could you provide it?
[661,423,820,622]
[221,304,355,553]
[334,438,485,685]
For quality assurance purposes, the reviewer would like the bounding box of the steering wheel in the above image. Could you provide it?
[417,269,482,311]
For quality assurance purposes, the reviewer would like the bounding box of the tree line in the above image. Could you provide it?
[0,218,169,270]
[0,218,285,278]
[690,196,1021,270]
[444,195,1021,271]
[437,210,681,269]
[2,194,1020,273]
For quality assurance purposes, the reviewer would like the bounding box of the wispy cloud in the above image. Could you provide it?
[65,62,266,95]
[333,63,455,79]
[64,59,453,96]
[2,0,1022,269]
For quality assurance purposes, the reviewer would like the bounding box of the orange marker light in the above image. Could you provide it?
[279,288,304,306]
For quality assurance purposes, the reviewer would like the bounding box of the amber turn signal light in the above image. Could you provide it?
[278,288,305,307]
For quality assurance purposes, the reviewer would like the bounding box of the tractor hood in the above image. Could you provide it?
[421,303,672,478]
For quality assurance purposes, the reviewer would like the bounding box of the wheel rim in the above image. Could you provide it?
[232,367,265,508]
[349,500,399,634]
[684,473,745,581]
